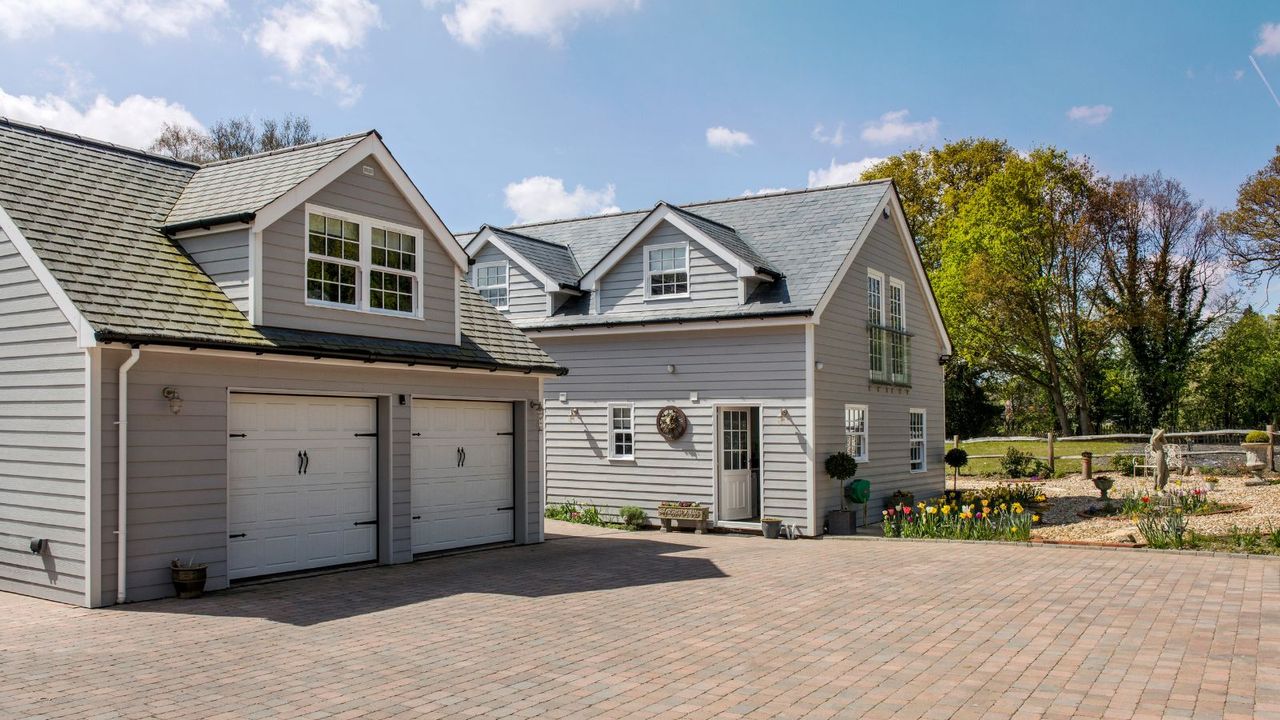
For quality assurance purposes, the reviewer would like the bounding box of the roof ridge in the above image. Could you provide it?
[491,225,573,250]
[196,130,376,168]
[666,203,739,234]
[0,115,200,170]
[486,179,893,233]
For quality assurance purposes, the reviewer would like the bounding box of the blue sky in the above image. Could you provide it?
[1,0,1278,305]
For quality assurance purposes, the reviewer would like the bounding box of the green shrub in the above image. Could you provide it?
[999,447,1037,478]
[1245,430,1270,443]
[1110,454,1141,475]
[545,499,606,527]
[545,500,579,521]
[824,451,859,480]
[618,505,647,530]
[1136,510,1190,548]
[974,482,1039,507]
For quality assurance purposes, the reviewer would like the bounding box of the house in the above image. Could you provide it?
[0,118,562,607]
[461,182,951,535]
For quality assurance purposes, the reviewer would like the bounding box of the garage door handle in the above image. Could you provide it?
[412,515,421,520]
[496,431,514,436]
[229,433,247,438]
[302,450,309,474]
[353,520,377,527]
[229,533,246,539]
[354,432,377,437]
[297,451,304,474]
[497,506,514,511]
[412,432,422,437]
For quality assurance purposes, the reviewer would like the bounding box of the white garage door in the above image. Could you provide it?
[412,399,514,553]
[227,394,378,580]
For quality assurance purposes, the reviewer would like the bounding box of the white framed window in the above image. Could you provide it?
[305,205,424,318]
[909,408,926,472]
[867,269,885,377]
[644,242,689,299]
[474,260,509,309]
[608,403,635,460]
[888,278,907,383]
[844,404,868,462]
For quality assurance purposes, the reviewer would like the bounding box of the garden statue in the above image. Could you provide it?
[1150,428,1169,489]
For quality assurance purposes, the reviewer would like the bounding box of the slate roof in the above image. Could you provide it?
[486,227,582,288]
[664,204,780,278]
[0,118,561,374]
[165,131,370,228]
[460,181,892,329]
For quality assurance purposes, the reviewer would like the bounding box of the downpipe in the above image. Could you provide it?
[115,348,140,604]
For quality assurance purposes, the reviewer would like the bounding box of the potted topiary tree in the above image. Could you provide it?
[824,451,859,535]
[944,448,968,492]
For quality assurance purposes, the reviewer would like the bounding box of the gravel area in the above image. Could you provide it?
[955,472,1280,543]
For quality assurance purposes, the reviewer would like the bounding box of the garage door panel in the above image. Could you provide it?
[411,399,515,554]
[228,394,377,580]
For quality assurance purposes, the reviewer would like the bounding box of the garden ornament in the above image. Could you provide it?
[1150,428,1169,489]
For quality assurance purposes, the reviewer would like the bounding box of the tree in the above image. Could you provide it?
[1220,146,1280,284]
[1090,174,1227,428]
[939,148,1107,434]
[944,360,1002,439]
[148,114,319,163]
[1183,309,1280,429]
[860,138,1015,272]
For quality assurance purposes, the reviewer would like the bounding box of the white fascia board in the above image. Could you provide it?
[251,135,469,271]
[469,228,565,293]
[578,204,755,291]
[168,221,252,240]
[0,204,96,348]
[886,191,953,355]
[133,343,557,377]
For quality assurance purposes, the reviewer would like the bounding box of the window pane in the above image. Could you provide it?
[309,214,325,233]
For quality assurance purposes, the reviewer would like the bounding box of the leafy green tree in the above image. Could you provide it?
[1183,309,1280,429]
[944,360,1002,439]
[1220,146,1280,284]
[939,148,1106,434]
[860,138,1015,271]
[1090,174,1226,428]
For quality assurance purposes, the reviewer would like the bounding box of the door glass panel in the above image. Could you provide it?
[722,410,749,471]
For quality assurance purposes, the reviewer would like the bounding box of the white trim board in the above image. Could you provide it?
[521,314,810,338]
[250,134,469,271]
[578,203,770,292]
[0,204,95,347]
[114,343,558,377]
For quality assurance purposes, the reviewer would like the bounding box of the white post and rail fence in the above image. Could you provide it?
[949,425,1277,478]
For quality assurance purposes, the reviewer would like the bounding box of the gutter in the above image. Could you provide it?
[160,212,256,236]
[94,331,568,377]
[115,347,140,604]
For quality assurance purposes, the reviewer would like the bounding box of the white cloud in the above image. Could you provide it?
[1066,104,1113,125]
[1255,22,1280,56]
[0,0,226,41]
[504,176,620,224]
[255,0,381,106]
[741,187,789,197]
[705,126,754,153]
[431,0,638,47]
[860,109,939,145]
[0,87,203,149]
[807,157,885,189]
[811,121,845,147]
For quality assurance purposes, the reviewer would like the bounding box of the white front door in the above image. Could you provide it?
[227,394,378,580]
[719,407,753,520]
[411,399,514,553]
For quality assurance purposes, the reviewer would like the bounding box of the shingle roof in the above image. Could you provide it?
[664,204,780,277]
[460,182,892,328]
[488,227,582,287]
[165,131,371,228]
[0,118,561,374]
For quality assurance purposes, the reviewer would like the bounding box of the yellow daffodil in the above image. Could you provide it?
[926,506,937,514]
[1000,503,1007,511]
[1011,503,1024,514]
[1035,494,1046,502]
[941,505,951,515]
[1032,515,1040,522]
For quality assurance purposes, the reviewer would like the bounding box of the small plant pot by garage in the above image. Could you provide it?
[826,509,854,536]
[761,518,782,539]
[170,562,208,599]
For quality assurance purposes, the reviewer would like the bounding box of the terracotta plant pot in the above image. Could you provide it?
[170,562,207,599]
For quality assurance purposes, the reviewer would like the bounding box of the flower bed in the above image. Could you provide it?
[883,497,1038,542]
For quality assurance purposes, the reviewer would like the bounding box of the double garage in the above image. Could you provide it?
[225,393,519,581]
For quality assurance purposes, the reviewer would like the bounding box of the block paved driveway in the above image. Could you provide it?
[3,522,1279,720]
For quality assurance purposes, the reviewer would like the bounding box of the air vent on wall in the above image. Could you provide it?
[362,165,375,176]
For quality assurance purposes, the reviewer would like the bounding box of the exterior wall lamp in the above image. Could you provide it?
[162,386,183,414]
[938,354,952,366]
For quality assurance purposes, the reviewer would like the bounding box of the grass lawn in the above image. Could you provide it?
[958,439,1137,476]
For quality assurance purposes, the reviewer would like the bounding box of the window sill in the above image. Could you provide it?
[608,456,636,463]
[643,293,691,302]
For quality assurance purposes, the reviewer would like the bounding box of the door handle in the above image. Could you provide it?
[229,433,247,438]
[456,446,462,467]
[353,520,377,526]
[497,506,514,511]
[412,515,421,520]
[229,533,246,539]
[461,447,466,467]
[303,450,310,474]
[297,450,304,474]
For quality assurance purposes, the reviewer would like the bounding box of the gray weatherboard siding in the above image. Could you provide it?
[95,347,543,606]
[813,214,946,515]
[540,325,811,531]
[0,230,85,605]
[472,244,547,321]
[260,160,457,344]
[596,221,740,315]
[177,228,251,315]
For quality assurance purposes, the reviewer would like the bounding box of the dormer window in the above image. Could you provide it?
[474,260,509,309]
[644,242,689,299]
[305,205,423,317]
